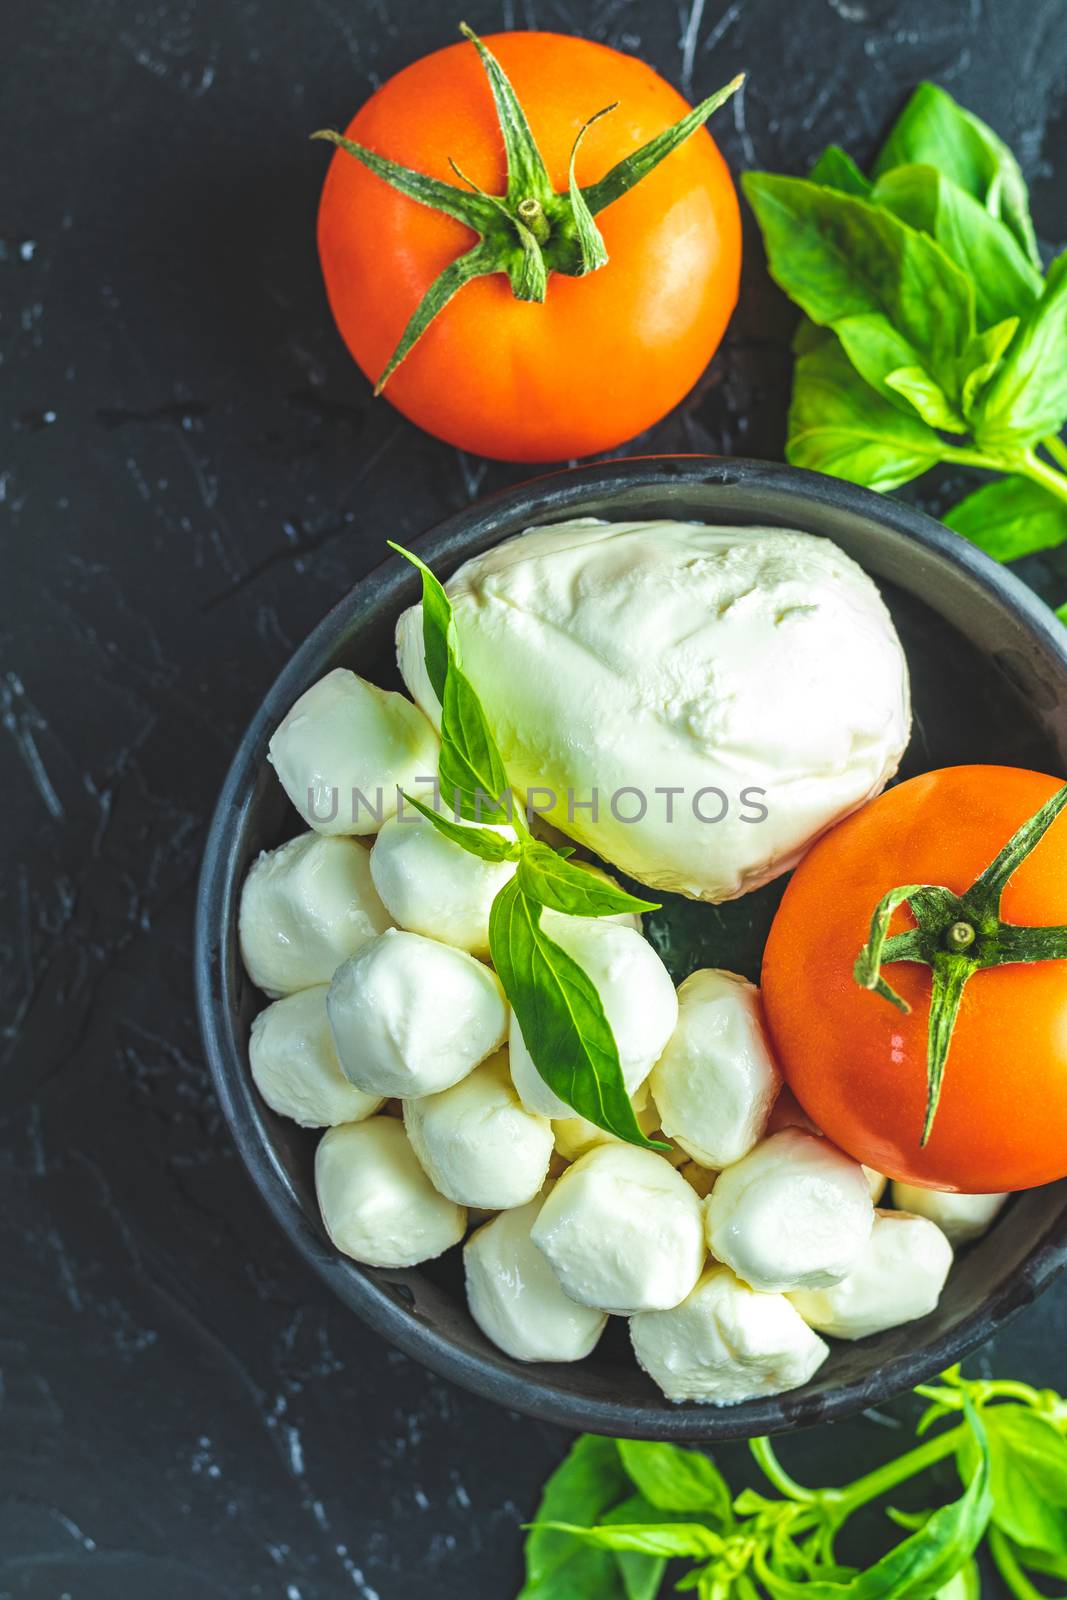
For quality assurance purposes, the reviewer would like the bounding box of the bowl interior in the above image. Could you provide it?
[197,458,1067,1440]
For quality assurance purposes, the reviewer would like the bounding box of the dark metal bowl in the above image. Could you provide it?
[194,456,1067,1440]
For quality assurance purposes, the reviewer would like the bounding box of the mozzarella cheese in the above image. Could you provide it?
[680,1161,718,1199]
[403,1051,553,1209]
[650,969,781,1169]
[630,1264,829,1405]
[530,1144,705,1315]
[327,928,507,1098]
[396,519,909,901]
[239,830,392,997]
[249,985,383,1127]
[789,1209,953,1340]
[464,1193,608,1362]
[269,668,438,836]
[890,1183,1008,1247]
[369,808,517,957]
[509,916,678,1119]
[864,1168,888,1204]
[553,1082,658,1162]
[315,1116,466,1267]
[704,1128,873,1293]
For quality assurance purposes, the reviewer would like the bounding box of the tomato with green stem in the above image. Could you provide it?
[314,25,743,461]
[761,766,1067,1192]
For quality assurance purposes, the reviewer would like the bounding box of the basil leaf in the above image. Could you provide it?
[961,317,1020,416]
[1010,1540,1067,1580]
[959,1405,1067,1555]
[616,1441,732,1525]
[391,542,514,824]
[973,254,1067,450]
[831,312,963,427]
[489,879,664,1149]
[934,1558,981,1600]
[759,1405,991,1599]
[794,152,872,358]
[787,338,946,491]
[389,541,452,704]
[400,792,522,863]
[518,1436,632,1600]
[742,173,976,403]
[438,661,513,824]
[532,1521,725,1559]
[517,844,659,919]
[873,164,1043,327]
[883,363,966,431]
[811,144,873,198]
[944,474,1067,561]
[602,1495,684,1600]
[873,81,1039,268]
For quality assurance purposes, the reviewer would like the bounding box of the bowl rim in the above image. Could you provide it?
[194,453,1067,1439]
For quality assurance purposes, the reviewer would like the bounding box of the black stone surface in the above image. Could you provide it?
[3,1,1066,1596]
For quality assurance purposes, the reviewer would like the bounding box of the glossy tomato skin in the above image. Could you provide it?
[761,766,1067,1193]
[317,32,741,461]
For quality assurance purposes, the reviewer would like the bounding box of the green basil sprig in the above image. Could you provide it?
[743,83,1067,603]
[390,544,664,1151]
[515,1363,1067,1599]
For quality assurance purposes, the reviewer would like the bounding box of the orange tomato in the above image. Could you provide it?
[761,766,1067,1193]
[316,31,741,461]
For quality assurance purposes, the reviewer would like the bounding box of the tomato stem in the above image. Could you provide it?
[516,197,551,244]
[854,783,1067,1146]
[313,24,743,390]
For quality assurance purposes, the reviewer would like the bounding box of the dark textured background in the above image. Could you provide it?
[4,1,1067,1595]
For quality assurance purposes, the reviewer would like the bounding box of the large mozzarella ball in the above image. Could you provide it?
[705,1129,873,1293]
[239,831,392,997]
[327,929,507,1098]
[650,970,781,1170]
[530,1145,705,1314]
[630,1265,829,1405]
[509,917,678,1119]
[315,1116,466,1267]
[403,1051,553,1209]
[553,1082,658,1162]
[269,668,438,836]
[396,520,909,901]
[464,1194,607,1363]
[250,986,383,1127]
[890,1183,1007,1247]
[369,809,517,957]
[790,1210,953,1340]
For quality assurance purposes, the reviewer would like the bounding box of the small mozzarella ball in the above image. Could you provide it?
[369,809,516,957]
[250,986,383,1128]
[552,1082,658,1162]
[864,1167,888,1205]
[789,1210,953,1340]
[890,1183,1008,1247]
[239,831,392,997]
[650,970,782,1170]
[510,918,678,1118]
[705,1128,873,1293]
[681,1161,718,1199]
[315,1116,466,1267]
[404,1051,553,1209]
[269,668,438,836]
[530,1145,705,1314]
[465,1194,607,1362]
[630,1265,829,1405]
[327,929,507,1098]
